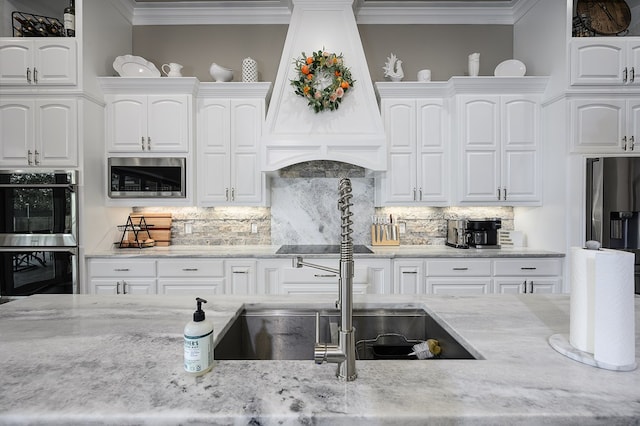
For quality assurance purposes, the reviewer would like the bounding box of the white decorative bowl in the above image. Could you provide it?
[494,59,526,77]
[209,63,234,82]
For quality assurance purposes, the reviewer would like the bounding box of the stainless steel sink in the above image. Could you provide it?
[215,307,478,361]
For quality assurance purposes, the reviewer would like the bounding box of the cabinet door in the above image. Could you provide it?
[494,278,560,294]
[106,96,147,152]
[0,40,31,84]
[627,100,640,152]
[572,99,625,152]
[147,95,190,152]
[0,100,33,166]
[393,260,425,294]
[90,278,156,295]
[36,99,77,166]
[416,99,448,204]
[230,99,263,204]
[33,40,77,85]
[197,99,231,204]
[226,260,256,295]
[459,96,500,202]
[501,97,539,202]
[571,39,626,85]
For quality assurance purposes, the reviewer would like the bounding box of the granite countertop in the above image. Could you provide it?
[0,294,637,425]
[87,244,565,259]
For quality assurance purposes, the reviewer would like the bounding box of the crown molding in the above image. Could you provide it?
[124,0,539,26]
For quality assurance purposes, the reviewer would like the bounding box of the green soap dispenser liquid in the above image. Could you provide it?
[184,297,215,376]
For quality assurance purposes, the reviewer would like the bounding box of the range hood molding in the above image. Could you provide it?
[261,0,388,172]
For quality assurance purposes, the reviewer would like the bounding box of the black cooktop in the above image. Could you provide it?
[276,244,373,254]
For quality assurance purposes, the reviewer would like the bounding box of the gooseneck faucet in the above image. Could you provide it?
[293,177,357,381]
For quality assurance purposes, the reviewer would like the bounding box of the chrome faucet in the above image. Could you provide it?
[293,177,357,381]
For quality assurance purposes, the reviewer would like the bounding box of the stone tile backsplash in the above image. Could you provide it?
[133,161,513,246]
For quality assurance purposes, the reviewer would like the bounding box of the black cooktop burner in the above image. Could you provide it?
[276,244,373,254]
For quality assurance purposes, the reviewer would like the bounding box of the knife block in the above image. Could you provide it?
[371,224,400,246]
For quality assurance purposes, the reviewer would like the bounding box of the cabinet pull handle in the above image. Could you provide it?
[419,187,423,201]
[116,281,121,295]
[122,281,128,295]
[631,136,635,151]
[522,280,527,294]
[34,150,39,165]
[314,274,337,278]
[231,187,235,201]
[233,271,248,274]
[33,67,38,84]
[141,136,145,150]
[623,136,628,151]
[183,268,199,271]
[529,281,534,294]
[147,137,151,150]
[27,150,33,165]
[497,187,501,200]
[452,267,469,271]
[114,268,130,271]
[623,67,628,83]
[413,188,416,201]
[26,67,31,83]
[520,267,537,270]
[402,271,418,274]
[503,188,507,201]
[225,188,229,201]
[631,67,635,83]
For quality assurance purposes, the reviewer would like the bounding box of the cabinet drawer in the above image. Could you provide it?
[89,259,156,277]
[282,260,368,284]
[426,259,491,276]
[157,259,224,277]
[493,258,562,276]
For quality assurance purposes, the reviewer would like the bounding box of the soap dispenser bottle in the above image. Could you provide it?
[184,297,215,376]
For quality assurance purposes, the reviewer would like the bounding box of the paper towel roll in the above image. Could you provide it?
[569,247,636,368]
[593,249,635,368]
[570,247,595,352]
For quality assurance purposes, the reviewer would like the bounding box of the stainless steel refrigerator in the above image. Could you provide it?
[586,157,640,294]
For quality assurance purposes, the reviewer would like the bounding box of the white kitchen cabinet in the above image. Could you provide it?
[493,258,562,294]
[570,39,640,86]
[105,94,191,153]
[261,257,390,295]
[393,259,426,294]
[197,97,266,205]
[0,39,77,86]
[87,259,156,295]
[157,258,225,296]
[225,259,256,295]
[0,97,77,167]
[377,97,449,206]
[457,94,540,205]
[425,259,492,294]
[571,98,640,153]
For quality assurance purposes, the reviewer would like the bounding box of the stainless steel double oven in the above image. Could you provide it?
[0,170,78,297]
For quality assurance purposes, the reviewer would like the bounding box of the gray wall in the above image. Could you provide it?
[132,24,513,82]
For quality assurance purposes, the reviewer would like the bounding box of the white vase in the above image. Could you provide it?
[468,53,480,77]
[241,57,258,82]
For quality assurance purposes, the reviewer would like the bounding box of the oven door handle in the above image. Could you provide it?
[0,247,78,253]
[0,183,76,191]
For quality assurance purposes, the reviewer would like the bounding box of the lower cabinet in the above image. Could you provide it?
[87,259,156,295]
[426,259,493,294]
[493,258,562,294]
[157,259,225,296]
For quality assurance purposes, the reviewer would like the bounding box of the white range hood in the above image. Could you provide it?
[261,0,387,172]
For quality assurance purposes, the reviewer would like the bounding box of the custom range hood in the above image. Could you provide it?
[261,0,387,172]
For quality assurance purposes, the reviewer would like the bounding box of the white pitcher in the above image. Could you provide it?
[162,62,183,77]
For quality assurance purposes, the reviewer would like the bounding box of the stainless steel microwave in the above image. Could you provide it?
[108,157,186,198]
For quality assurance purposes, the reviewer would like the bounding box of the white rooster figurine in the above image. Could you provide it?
[383,53,404,82]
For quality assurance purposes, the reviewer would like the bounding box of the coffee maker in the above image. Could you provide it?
[446,219,469,249]
[466,218,502,248]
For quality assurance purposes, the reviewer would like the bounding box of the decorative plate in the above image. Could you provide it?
[113,55,161,77]
[494,59,526,77]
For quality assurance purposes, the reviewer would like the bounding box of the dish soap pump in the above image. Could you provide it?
[184,297,214,376]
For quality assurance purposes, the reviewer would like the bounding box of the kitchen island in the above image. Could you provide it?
[0,294,637,425]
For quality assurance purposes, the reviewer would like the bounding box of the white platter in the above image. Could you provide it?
[113,55,161,77]
[494,59,526,77]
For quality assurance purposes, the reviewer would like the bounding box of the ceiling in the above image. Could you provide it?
[125,0,541,25]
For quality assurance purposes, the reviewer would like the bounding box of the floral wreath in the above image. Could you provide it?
[291,49,355,113]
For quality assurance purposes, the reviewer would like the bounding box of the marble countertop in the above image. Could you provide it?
[0,294,637,425]
[87,244,564,259]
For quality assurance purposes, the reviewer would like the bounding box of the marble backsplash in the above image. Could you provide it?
[133,162,514,246]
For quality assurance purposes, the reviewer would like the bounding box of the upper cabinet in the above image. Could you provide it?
[0,39,77,87]
[456,93,541,205]
[196,83,270,206]
[570,39,640,86]
[376,83,450,206]
[99,78,198,154]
